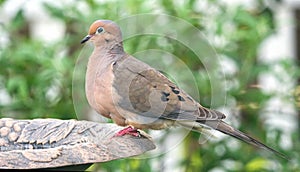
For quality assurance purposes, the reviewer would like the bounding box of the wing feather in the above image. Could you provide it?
[113,55,225,122]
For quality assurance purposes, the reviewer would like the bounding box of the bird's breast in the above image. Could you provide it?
[85,56,117,118]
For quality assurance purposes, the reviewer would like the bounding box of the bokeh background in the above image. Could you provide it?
[0,0,300,171]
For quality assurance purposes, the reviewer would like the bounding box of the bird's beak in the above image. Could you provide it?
[81,35,92,44]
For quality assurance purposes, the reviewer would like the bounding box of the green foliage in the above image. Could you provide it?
[0,0,299,171]
[245,158,270,172]
[0,10,74,119]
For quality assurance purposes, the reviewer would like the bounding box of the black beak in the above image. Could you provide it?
[81,35,92,44]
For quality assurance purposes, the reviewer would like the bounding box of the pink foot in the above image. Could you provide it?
[114,126,141,137]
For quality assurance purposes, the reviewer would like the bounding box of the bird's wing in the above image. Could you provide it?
[112,55,225,121]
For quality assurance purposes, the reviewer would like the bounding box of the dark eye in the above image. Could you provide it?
[96,27,104,34]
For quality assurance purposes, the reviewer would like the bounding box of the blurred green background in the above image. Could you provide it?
[0,0,299,171]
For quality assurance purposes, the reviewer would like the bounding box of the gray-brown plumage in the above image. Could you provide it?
[81,20,287,159]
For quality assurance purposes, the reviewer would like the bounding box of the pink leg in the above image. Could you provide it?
[114,126,141,137]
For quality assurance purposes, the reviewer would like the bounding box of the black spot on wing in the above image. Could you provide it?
[161,97,169,102]
[161,91,170,97]
[169,86,175,89]
[169,85,180,94]
[161,91,170,102]
[177,95,185,101]
[172,89,180,94]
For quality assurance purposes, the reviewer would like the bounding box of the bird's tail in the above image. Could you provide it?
[205,120,289,160]
[178,120,289,160]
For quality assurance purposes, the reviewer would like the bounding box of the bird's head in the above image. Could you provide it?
[81,20,122,47]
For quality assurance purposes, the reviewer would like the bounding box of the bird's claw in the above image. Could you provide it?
[114,126,141,137]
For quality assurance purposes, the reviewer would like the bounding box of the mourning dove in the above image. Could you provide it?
[81,20,287,159]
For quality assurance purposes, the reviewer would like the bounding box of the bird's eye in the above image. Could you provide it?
[96,27,104,34]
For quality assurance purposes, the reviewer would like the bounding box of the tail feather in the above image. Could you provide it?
[203,120,289,160]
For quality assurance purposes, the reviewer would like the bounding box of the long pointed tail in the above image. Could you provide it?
[203,120,289,160]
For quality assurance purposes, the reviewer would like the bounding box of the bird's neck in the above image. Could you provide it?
[87,42,125,72]
[94,42,124,55]
[108,42,124,54]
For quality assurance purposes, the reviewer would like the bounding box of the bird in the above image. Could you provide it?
[81,19,287,159]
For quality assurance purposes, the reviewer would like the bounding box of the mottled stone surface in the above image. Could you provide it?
[0,118,155,169]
